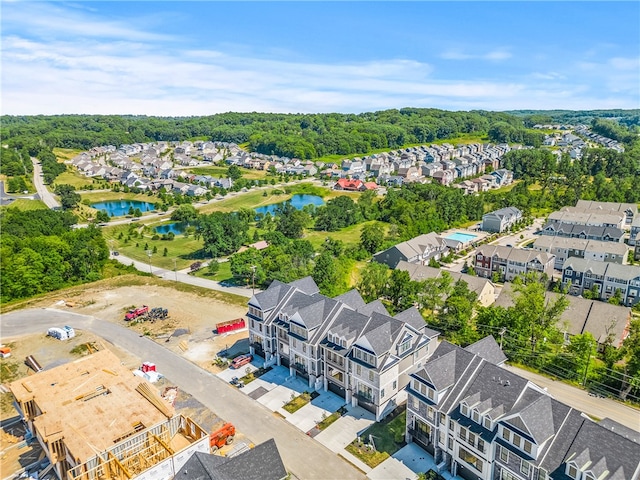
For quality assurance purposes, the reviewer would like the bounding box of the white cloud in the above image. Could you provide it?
[1,3,637,115]
[440,49,512,61]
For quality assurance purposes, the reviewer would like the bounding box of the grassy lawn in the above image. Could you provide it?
[345,406,406,468]
[198,188,291,214]
[101,222,205,270]
[282,391,313,414]
[317,406,347,430]
[54,170,97,189]
[304,221,382,250]
[1,199,48,211]
[186,165,268,180]
[53,147,83,161]
[191,261,234,282]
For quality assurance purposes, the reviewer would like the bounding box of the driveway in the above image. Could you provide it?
[1,309,364,480]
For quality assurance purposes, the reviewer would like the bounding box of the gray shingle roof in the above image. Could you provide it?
[174,439,287,480]
[464,335,507,365]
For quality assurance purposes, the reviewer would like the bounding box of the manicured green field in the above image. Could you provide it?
[198,188,292,213]
[0,199,48,211]
[101,222,205,270]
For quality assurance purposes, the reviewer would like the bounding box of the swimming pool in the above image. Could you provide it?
[445,232,478,243]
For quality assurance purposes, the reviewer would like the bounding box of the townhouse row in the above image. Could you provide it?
[246,277,441,421]
[405,337,640,480]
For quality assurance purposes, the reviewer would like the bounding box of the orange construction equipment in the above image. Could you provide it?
[210,422,236,452]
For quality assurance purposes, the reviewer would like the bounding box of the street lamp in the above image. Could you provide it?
[173,258,177,282]
[146,250,153,274]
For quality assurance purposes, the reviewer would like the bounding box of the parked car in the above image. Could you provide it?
[230,354,253,369]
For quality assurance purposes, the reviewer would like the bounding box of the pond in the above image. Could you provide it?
[154,222,187,235]
[91,200,156,217]
[255,194,324,216]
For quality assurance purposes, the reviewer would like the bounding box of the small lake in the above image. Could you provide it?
[91,200,156,217]
[255,194,325,216]
[155,222,187,235]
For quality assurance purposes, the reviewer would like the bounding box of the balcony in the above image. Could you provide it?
[293,363,307,375]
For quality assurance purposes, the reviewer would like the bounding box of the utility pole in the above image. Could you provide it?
[582,341,593,387]
[250,265,257,295]
[146,250,153,274]
[499,327,506,350]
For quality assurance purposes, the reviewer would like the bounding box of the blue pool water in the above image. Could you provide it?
[91,200,156,217]
[445,232,478,243]
[255,194,325,216]
[155,222,187,235]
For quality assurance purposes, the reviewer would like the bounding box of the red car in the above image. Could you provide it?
[230,354,253,369]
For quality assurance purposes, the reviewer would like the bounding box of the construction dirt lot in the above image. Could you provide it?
[0,279,252,478]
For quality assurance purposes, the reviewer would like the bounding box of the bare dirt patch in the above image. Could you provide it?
[1,281,251,477]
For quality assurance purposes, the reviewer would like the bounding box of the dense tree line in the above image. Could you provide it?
[509,109,640,128]
[0,209,109,302]
[1,110,542,161]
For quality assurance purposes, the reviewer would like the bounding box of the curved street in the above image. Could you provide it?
[31,157,60,209]
[1,308,364,480]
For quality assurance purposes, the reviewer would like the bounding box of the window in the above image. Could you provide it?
[368,370,374,382]
[477,439,485,453]
[302,344,306,353]
[459,427,467,442]
[461,404,469,416]
[520,460,531,476]
[448,436,453,450]
[381,389,385,398]
[513,434,521,448]
[393,380,397,390]
[499,445,509,463]
[472,410,480,423]
[439,431,446,445]
[356,364,361,375]
[523,440,532,454]
[483,417,492,430]
[502,429,511,442]
[567,464,578,479]
[458,446,483,472]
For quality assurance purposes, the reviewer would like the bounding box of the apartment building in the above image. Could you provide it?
[562,257,640,306]
[373,232,448,269]
[630,216,640,247]
[532,236,628,270]
[574,200,638,225]
[474,245,555,282]
[547,211,625,230]
[247,277,440,420]
[405,337,640,480]
[539,222,625,243]
[482,207,523,233]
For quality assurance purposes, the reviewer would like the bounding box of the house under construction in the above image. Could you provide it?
[8,349,209,480]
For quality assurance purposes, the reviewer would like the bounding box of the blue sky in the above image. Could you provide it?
[2,1,639,115]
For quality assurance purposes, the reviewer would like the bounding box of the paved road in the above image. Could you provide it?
[112,252,257,298]
[31,157,60,209]
[503,364,640,430]
[0,309,364,480]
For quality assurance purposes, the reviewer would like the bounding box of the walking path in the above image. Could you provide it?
[112,252,257,298]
